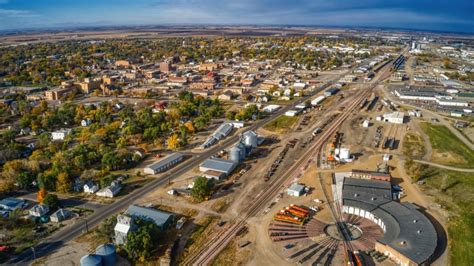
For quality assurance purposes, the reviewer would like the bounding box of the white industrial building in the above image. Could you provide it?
[143,152,183,174]
[287,183,306,197]
[262,104,281,113]
[383,112,405,124]
[96,181,122,198]
[311,95,326,106]
[285,110,301,117]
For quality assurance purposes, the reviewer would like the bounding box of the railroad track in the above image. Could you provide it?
[185,49,403,265]
[186,76,381,266]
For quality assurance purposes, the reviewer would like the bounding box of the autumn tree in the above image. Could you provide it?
[56,172,72,193]
[167,134,180,150]
[37,188,47,203]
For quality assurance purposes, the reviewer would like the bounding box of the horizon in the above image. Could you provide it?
[0,0,473,34]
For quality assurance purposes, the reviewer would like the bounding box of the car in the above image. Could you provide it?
[218,220,226,227]
[309,206,319,212]
[283,244,295,250]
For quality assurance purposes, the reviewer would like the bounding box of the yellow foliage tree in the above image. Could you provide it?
[56,172,71,193]
[167,134,180,150]
[184,121,195,134]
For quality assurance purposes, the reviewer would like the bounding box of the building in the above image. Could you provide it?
[285,110,301,117]
[115,60,130,68]
[159,61,172,73]
[29,204,50,217]
[383,112,405,124]
[114,205,174,244]
[81,119,92,127]
[340,75,357,83]
[0,198,27,212]
[51,128,72,141]
[199,158,237,177]
[77,79,100,94]
[262,104,281,113]
[96,181,122,198]
[324,88,339,97]
[311,95,326,106]
[287,183,305,197]
[45,87,74,100]
[83,181,99,194]
[334,176,437,266]
[199,63,220,71]
[351,169,391,182]
[201,123,234,149]
[50,208,72,223]
[190,82,216,90]
[143,152,184,174]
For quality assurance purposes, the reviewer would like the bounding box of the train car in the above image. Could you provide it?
[346,250,355,266]
[289,204,310,215]
[353,251,365,266]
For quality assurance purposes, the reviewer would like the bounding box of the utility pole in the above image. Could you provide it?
[85,218,89,233]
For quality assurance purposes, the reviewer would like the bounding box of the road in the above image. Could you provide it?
[186,53,398,265]
[9,63,356,265]
[414,160,474,172]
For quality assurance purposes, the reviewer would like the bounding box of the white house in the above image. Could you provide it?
[83,181,99,194]
[51,128,72,141]
[50,208,72,223]
[29,204,50,217]
[81,119,92,127]
[96,181,122,198]
[382,112,405,124]
[231,121,245,128]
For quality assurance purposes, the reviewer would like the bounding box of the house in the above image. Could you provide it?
[96,181,122,198]
[50,208,72,223]
[0,198,27,212]
[114,205,174,245]
[144,152,184,175]
[231,121,245,128]
[287,183,305,197]
[51,128,72,141]
[29,204,50,217]
[81,119,92,127]
[83,181,99,194]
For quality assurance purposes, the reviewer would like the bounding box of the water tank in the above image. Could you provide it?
[340,148,350,160]
[80,254,102,266]
[243,131,258,148]
[229,146,242,163]
[95,243,116,266]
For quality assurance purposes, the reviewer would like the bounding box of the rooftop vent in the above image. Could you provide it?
[413,219,418,223]
[400,241,407,246]
[354,193,359,197]
[417,230,422,234]
[371,197,377,201]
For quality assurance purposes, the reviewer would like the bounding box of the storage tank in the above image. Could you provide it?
[80,254,102,266]
[95,243,116,266]
[229,145,242,163]
[243,131,258,148]
[339,148,350,160]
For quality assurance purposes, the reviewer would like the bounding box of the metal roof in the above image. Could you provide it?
[288,183,305,192]
[341,178,437,264]
[200,158,237,174]
[145,152,183,170]
[125,205,173,227]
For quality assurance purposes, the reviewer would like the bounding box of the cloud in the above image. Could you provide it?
[0,8,38,18]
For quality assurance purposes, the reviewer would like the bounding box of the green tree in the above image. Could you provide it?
[124,218,161,262]
[42,194,59,210]
[191,176,214,202]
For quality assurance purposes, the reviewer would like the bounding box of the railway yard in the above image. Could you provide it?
[18,39,473,266]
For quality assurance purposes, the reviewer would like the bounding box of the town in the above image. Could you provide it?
[0,25,473,266]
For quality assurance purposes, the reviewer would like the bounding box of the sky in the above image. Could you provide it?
[0,0,473,33]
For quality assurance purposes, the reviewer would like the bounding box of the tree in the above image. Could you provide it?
[191,176,214,202]
[167,134,180,150]
[37,188,47,203]
[125,218,161,262]
[183,121,195,134]
[56,172,72,193]
[43,194,59,210]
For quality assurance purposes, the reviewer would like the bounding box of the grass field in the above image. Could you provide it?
[402,132,426,159]
[263,115,298,133]
[420,166,474,265]
[420,122,474,168]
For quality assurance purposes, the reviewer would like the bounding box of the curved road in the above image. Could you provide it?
[414,160,474,173]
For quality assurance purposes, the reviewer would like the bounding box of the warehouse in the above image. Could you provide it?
[199,157,237,177]
[334,176,437,266]
[144,152,183,174]
[382,112,406,124]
